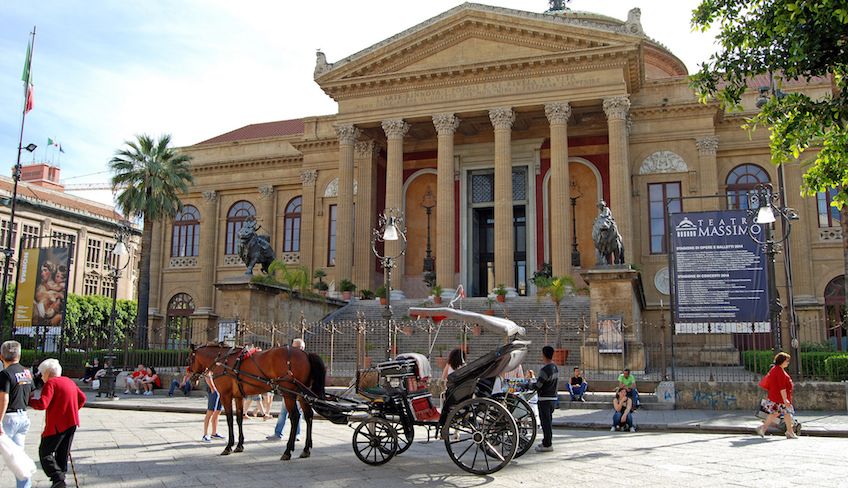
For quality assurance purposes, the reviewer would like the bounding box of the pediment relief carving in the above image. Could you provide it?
[639,151,688,175]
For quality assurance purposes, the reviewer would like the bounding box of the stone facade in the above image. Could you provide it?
[149,4,840,351]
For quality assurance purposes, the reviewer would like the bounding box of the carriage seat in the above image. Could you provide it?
[395,353,431,392]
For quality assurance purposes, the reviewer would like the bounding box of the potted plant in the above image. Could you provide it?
[376,285,388,305]
[483,297,495,316]
[431,284,443,304]
[339,278,356,300]
[494,284,507,303]
[314,280,329,297]
[360,289,375,300]
[538,275,576,365]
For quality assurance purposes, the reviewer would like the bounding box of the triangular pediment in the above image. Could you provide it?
[315,3,646,90]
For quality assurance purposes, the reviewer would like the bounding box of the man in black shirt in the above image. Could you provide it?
[0,340,35,488]
[534,345,559,453]
[567,367,588,402]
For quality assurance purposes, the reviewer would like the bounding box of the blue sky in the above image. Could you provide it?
[0,0,715,206]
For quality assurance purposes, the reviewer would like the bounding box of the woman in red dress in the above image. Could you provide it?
[756,352,798,439]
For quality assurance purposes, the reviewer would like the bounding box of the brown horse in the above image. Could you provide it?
[188,343,326,460]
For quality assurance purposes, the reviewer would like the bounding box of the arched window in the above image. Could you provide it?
[166,293,195,350]
[225,201,255,255]
[726,164,770,210]
[171,205,200,257]
[824,276,846,351]
[283,196,302,252]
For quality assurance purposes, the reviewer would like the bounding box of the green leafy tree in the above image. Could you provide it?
[690,0,848,338]
[110,134,193,348]
[536,276,575,347]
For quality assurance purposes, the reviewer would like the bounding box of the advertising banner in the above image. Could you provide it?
[14,247,72,329]
[670,210,769,333]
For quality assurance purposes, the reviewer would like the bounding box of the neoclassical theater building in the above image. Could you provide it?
[147,4,842,347]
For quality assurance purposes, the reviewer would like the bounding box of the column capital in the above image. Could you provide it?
[300,169,318,186]
[603,96,631,120]
[544,102,572,124]
[432,113,461,135]
[696,136,719,156]
[335,124,360,145]
[381,119,410,140]
[258,184,274,199]
[488,107,515,130]
[201,190,218,204]
[355,139,376,158]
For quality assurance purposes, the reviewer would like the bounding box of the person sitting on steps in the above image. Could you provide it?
[566,367,588,402]
[617,368,640,409]
[611,386,636,432]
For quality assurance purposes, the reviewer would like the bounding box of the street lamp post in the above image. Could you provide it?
[103,224,131,398]
[372,208,407,360]
[570,180,582,268]
[748,184,799,356]
[421,188,436,288]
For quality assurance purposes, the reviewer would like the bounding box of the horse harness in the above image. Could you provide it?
[209,345,317,400]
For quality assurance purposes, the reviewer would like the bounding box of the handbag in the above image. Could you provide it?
[92,379,101,390]
[0,433,36,480]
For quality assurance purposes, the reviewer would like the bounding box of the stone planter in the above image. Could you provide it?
[553,348,569,366]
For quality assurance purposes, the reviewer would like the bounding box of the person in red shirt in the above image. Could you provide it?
[125,364,146,395]
[755,352,797,439]
[29,358,86,488]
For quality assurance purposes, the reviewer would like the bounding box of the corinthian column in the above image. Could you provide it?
[258,184,275,243]
[335,124,359,282]
[433,113,460,292]
[298,170,318,271]
[382,119,409,278]
[197,190,218,313]
[545,102,572,277]
[354,141,377,290]
[696,136,719,197]
[489,107,516,292]
[603,96,633,263]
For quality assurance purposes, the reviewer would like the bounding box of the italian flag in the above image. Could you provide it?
[22,39,33,113]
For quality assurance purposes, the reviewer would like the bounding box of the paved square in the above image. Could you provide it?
[0,408,843,487]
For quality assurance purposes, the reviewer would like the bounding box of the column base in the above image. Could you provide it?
[390,289,406,300]
[505,287,519,298]
[439,288,456,300]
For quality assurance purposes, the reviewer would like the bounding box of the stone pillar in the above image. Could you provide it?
[197,190,219,313]
[433,113,460,292]
[489,107,516,292]
[299,169,319,272]
[258,184,275,243]
[335,124,359,282]
[603,96,633,264]
[381,119,410,278]
[545,102,572,278]
[696,136,719,197]
[354,140,377,290]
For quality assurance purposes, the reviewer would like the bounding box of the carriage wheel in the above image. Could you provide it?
[494,392,537,458]
[387,418,414,454]
[352,417,398,466]
[443,397,518,475]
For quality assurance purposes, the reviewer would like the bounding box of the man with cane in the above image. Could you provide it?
[29,358,86,488]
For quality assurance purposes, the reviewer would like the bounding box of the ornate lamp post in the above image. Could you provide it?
[372,208,407,360]
[570,179,582,268]
[748,184,798,356]
[103,224,131,398]
[421,188,436,288]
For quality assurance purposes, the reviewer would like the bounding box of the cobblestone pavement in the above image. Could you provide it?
[1,408,844,487]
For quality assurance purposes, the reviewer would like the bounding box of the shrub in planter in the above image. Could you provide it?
[824,355,848,381]
[431,284,443,304]
[339,279,357,300]
[494,284,507,302]
[376,286,387,305]
[360,289,375,300]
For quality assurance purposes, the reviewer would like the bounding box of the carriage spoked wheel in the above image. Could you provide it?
[385,417,414,454]
[352,417,399,466]
[493,392,537,458]
[444,397,519,475]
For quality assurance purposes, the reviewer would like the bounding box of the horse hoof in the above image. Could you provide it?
[221,449,232,456]
[234,445,244,453]
[280,453,292,461]
[299,450,311,459]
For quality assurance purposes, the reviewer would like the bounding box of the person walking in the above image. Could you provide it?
[28,359,86,488]
[0,341,35,488]
[533,345,559,453]
[267,338,305,441]
[202,370,224,442]
[756,352,798,439]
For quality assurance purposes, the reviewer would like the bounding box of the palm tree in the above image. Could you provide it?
[537,276,575,347]
[110,134,193,348]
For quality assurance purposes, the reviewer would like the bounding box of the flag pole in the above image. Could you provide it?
[0,26,36,341]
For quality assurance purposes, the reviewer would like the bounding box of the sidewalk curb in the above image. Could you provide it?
[86,400,848,438]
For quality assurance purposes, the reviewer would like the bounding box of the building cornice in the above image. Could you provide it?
[191,155,302,175]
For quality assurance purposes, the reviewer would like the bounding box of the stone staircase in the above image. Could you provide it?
[557,391,671,411]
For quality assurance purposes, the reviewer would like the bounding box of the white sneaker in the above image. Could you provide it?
[629,427,636,433]
[124,390,130,394]
[201,435,211,442]
[610,426,616,432]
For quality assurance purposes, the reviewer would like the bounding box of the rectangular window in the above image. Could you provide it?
[83,275,99,296]
[104,242,119,269]
[648,182,681,254]
[21,224,39,249]
[51,231,74,248]
[817,189,841,228]
[327,204,337,266]
[87,238,102,269]
[1,221,17,255]
[101,277,115,298]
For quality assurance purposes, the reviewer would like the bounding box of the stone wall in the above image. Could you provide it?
[673,381,848,411]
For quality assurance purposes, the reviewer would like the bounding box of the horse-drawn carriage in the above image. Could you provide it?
[311,307,537,475]
[189,306,536,475]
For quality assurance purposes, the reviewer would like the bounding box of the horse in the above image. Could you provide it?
[188,343,326,460]
[237,218,275,275]
[593,216,625,265]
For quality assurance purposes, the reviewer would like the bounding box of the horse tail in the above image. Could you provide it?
[307,352,326,398]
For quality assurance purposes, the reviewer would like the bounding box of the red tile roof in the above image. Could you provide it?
[0,176,125,222]
[196,119,305,145]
